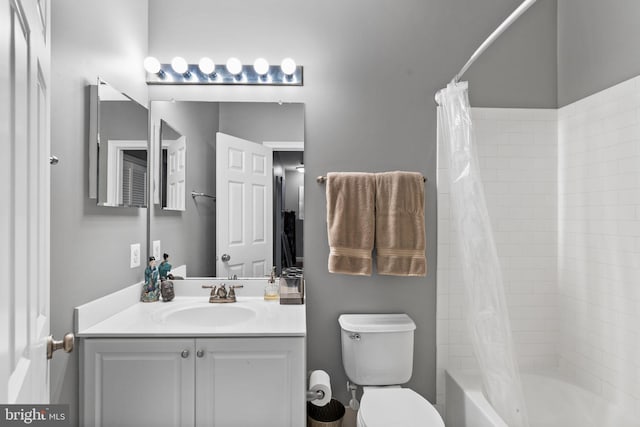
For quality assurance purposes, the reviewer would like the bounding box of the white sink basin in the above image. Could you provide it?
[162,304,256,327]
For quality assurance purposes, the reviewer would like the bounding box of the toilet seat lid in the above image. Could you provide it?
[359,388,444,427]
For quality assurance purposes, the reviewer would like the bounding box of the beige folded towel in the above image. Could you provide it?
[326,172,376,275]
[375,171,426,276]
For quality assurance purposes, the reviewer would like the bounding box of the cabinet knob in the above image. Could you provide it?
[196,349,205,358]
[181,350,190,358]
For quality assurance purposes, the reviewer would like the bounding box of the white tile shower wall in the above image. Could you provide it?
[436,108,558,412]
[558,75,640,412]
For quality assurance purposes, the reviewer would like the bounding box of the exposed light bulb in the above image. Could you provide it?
[296,164,305,173]
[280,58,296,76]
[226,57,243,75]
[198,57,216,75]
[171,56,189,75]
[253,58,270,76]
[143,56,161,74]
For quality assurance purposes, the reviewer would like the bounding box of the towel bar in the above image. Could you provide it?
[191,191,216,201]
[316,175,427,183]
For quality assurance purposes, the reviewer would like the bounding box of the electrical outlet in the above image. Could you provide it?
[130,243,141,268]
[153,240,161,260]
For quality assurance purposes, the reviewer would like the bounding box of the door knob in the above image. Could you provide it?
[47,333,74,360]
[49,155,59,165]
[221,254,231,262]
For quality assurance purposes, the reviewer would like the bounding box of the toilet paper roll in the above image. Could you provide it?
[309,369,332,407]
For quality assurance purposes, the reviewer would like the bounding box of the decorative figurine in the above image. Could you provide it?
[141,256,160,302]
[161,279,175,302]
[158,253,172,280]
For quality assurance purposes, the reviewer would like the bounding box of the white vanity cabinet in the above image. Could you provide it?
[195,337,305,426]
[81,337,305,427]
[81,339,196,427]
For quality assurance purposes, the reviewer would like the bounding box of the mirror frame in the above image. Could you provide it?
[89,77,149,208]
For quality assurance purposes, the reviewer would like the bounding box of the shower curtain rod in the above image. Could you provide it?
[452,0,538,83]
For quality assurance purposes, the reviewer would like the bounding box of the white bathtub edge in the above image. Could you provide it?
[445,369,508,427]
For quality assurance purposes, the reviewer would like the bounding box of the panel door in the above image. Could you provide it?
[81,339,195,427]
[195,337,305,427]
[216,132,273,277]
[0,0,51,403]
[166,135,186,210]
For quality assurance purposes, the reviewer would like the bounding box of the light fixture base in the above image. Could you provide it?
[146,63,303,86]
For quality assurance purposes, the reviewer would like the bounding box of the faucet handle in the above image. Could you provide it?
[228,284,243,299]
[202,284,221,299]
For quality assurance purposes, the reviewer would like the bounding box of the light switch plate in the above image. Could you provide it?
[130,243,141,268]
[153,240,161,261]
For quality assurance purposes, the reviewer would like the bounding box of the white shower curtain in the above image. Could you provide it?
[437,82,529,427]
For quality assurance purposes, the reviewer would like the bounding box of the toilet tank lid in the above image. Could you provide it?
[339,314,416,333]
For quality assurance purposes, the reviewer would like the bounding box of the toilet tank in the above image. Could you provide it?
[338,314,416,386]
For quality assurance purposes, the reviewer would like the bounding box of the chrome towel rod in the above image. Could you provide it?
[191,191,216,201]
[316,175,426,183]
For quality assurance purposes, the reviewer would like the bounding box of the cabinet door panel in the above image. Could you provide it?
[82,339,195,427]
[196,337,305,427]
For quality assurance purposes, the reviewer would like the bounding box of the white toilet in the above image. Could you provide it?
[339,314,445,427]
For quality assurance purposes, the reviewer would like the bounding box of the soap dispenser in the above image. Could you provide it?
[264,267,279,301]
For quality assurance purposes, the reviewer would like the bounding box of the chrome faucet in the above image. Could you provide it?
[202,284,243,303]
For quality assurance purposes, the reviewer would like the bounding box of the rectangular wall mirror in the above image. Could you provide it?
[89,78,149,207]
[149,101,304,278]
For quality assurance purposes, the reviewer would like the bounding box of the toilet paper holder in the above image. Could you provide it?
[307,369,331,406]
[306,389,325,402]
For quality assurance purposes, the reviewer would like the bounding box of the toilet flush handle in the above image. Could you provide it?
[348,333,360,341]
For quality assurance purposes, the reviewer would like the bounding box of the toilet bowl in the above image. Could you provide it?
[339,314,444,427]
[357,388,444,427]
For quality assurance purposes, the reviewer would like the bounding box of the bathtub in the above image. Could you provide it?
[445,369,637,427]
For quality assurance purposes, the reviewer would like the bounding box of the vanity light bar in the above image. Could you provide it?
[144,56,303,86]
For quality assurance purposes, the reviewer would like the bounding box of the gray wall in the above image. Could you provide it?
[150,101,219,276]
[219,102,304,143]
[50,1,148,425]
[466,0,557,107]
[557,0,640,106]
[148,0,558,405]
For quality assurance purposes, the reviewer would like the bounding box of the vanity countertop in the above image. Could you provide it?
[75,279,306,338]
